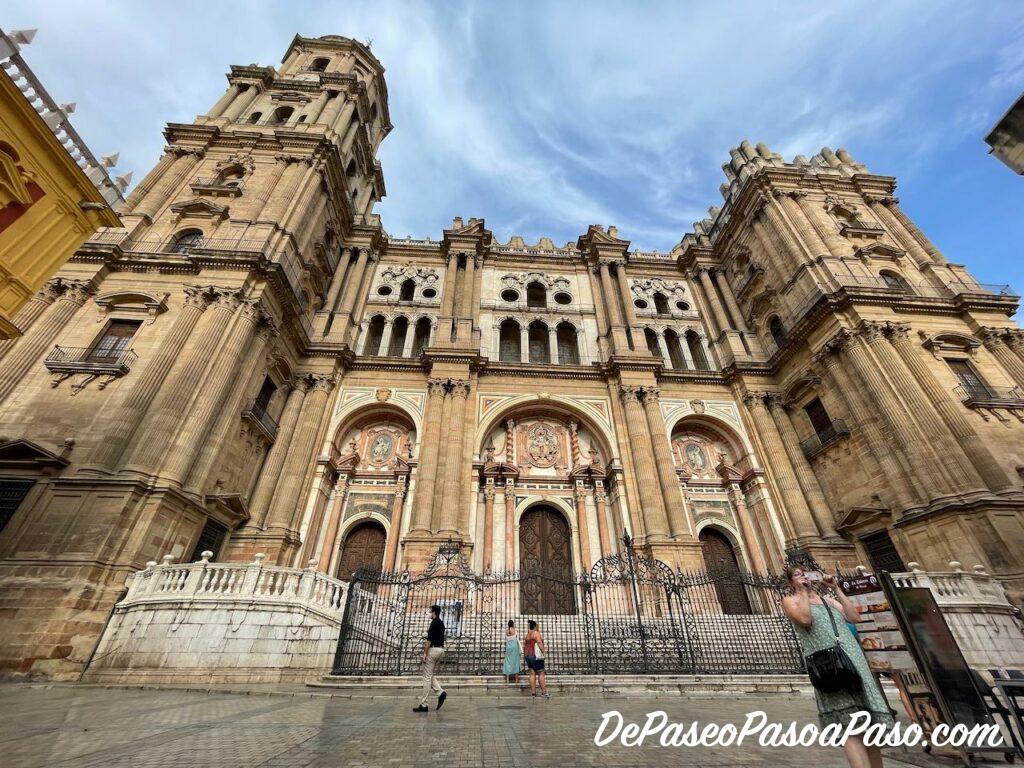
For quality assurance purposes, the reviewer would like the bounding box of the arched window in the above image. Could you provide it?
[556,322,580,365]
[310,57,330,72]
[528,321,550,364]
[247,111,262,124]
[686,330,710,370]
[387,317,409,356]
[653,292,670,316]
[665,329,686,370]
[270,106,293,125]
[217,167,245,187]
[167,229,203,253]
[880,270,912,294]
[399,278,416,302]
[526,281,547,308]
[644,328,662,358]
[363,315,386,355]
[411,317,431,357]
[499,319,521,362]
[768,315,785,347]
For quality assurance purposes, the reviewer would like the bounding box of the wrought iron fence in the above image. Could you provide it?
[331,538,803,676]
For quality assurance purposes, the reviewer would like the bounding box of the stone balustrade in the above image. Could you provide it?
[83,553,348,685]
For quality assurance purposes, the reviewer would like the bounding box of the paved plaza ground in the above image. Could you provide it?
[0,683,994,768]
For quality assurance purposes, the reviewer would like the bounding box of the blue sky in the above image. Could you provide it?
[4,1,1023,287]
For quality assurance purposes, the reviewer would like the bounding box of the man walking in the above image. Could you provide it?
[414,604,447,713]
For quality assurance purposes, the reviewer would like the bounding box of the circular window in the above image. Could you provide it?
[421,287,437,299]
[634,299,648,310]
[500,289,520,303]
[377,285,393,296]
[675,301,690,311]
[553,292,572,305]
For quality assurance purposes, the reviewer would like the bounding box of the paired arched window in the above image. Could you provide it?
[167,229,203,253]
[644,328,662,358]
[665,329,686,370]
[387,317,409,357]
[399,279,416,302]
[411,317,431,357]
[556,323,580,365]
[499,319,521,362]
[686,330,710,370]
[270,106,293,125]
[526,282,547,308]
[528,320,550,364]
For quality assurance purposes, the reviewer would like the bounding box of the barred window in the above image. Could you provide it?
[86,320,140,363]
[0,479,33,533]
[188,518,229,563]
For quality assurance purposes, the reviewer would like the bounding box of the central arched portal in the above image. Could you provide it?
[518,505,575,614]
[699,527,752,615]
[336,521,386,581]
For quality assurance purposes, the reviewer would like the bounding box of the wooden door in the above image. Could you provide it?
[519,506,575,614]
[337,522,386,580]
[700,527,752,615]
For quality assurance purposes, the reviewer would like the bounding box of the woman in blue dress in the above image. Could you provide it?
[502,619,521,682]
[782,564,894,768]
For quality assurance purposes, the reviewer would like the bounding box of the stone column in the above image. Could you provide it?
[655,331,671,364]
[383,477,407,571]
[322,94,352,131]
[436,254,459,343]
[90,286,212,470]
[888,199,947,264]
[482,484,495,571]
[409,379,446,532]
[378,320,393,357]
[762,194,813,264]
[729,484,768,573]
[593,485,612,557]
[890,327,1011,491]
[714,270,750,332]
[742,392,818,543]
[574,486,593,572]
[221,85,259,121]
[332,247,370,338]
[132,149,203,220]
[814,344,920,510]
[619,386,671,539]
[162,299,268,484]
[122,289,237,473]
[318,476,349,572]
[781,191,830,256]
[697,268,732,334]
[598,261,624,325]
[980,329,1024,389]
[519,325,529,361]
[207,84,240,117]
[250,157,288,221]
[265,374,336,539]
[123,151,177,210]
[250,380,308,527]
[689,274,722,340]
[766,395,837,537]
[324,247,352,314]
[640,388,690,538]
[616,264,643,338]
[504,478,516,569]
[435,379,470,533]
[305,90,330,123]
[843,328,953,498]
[259,158,305,223]
[548,325,559,364]
[457,253,476,341]
[0,280,92,403]
[0,281,60,360]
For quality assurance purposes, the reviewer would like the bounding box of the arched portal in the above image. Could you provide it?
[519,505,575,614]
[699,526,751,615]
[336,520,387,580]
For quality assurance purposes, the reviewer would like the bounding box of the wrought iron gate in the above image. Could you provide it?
[331,538,803,676]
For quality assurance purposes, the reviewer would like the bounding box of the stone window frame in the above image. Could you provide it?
[638,322,715,372]
[369,265,441,307]
[630,277,695,319]
[488,314,588,366]
[498,271,574,310]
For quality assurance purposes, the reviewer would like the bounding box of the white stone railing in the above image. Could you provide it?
[889,562,1017,615]
[123,552,348,621]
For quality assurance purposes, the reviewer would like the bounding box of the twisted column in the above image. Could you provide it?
[90,286,212,470]
[250,379,308,527]
[742,392,818,542]
[766,395,837,536]
[409,378,447,532]
[640,388,690,537]
[890,327,1011,491]
[619,386,671,538]
[123,288,237,473]
[0,279,92,403]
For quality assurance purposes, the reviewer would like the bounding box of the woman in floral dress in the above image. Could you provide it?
[782,564,895,768]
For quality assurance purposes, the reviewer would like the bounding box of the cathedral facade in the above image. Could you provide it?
[2,34,1024,679]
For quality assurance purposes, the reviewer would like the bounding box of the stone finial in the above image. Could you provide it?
[855,565,868,575]
[145,560,158,570]
[306,559,318,569]
[252,553,267,565]
[973,564,988,575]
[949,561,963,573]
[907,561,921,572]
[200,550,213,562]
[161,554,174,565]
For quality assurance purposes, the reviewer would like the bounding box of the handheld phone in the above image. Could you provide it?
[804,570,823,582]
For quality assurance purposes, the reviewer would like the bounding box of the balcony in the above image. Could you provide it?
[954,384,1024,410]
[120,234,270,258]
[799,419,850,459]
[44,345,137,377]
[189,177,245,196]
[242,399,279,442]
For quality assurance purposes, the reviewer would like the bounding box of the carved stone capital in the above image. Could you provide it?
[450,379,471,399]
[618,385,642,404]
[640,386,661,404]
[856,321,887,345]
[483,486,495,500]
[426,377,448,396]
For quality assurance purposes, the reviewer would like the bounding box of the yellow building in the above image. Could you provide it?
[0,28,123,339]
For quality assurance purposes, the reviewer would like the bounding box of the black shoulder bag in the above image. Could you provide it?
[805,601,862,694]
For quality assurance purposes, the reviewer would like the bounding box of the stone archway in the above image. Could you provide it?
[699,526,752,615]
[519,505,575,614]
[336,520,387,580]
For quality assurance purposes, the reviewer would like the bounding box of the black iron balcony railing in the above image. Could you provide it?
[44,345,137,376]
[242,399,279,441]
[120,234,270,257]
[799,419,850,458]
[954,384,1024,408]
[189,177,245,194]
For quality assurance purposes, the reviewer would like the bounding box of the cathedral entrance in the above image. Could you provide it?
[518,505,575,614]
[336,521,386,581]
[699,527,752,615]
